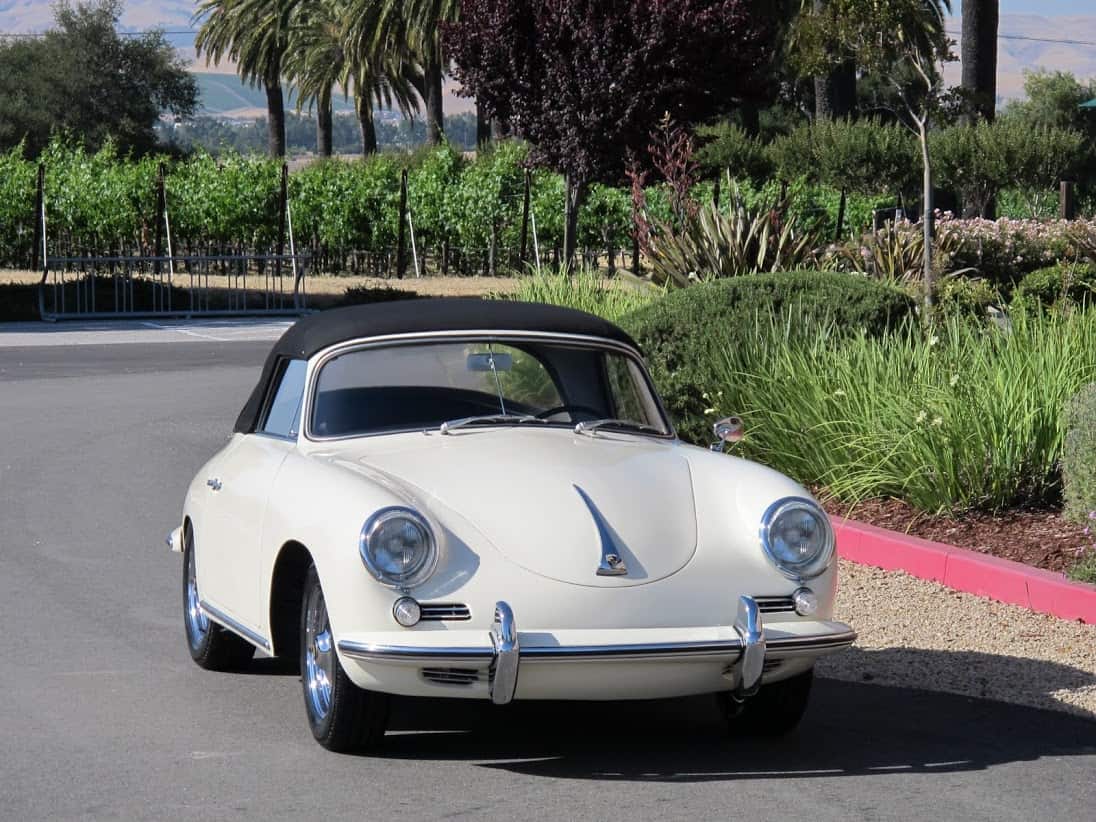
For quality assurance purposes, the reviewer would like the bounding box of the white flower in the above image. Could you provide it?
[704,407,716,415]
[949,373,960,387]
[833,389,847,397]
[931,416,943,427]
[915,410,928,424]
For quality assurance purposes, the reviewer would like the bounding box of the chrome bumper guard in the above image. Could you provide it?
[337,595,856,706]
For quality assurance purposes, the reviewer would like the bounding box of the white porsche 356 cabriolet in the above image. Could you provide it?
[169,299,855,752]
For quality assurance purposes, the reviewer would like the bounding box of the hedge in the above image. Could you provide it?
[621,271,917,444]
[1064,383,1096,524]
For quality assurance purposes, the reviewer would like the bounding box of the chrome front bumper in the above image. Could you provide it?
[337,596,856,705]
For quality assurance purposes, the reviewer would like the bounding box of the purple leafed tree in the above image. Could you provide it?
[446,0,776,270]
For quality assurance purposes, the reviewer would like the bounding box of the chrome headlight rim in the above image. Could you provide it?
[758,496,835,581]
[359,506,439,589]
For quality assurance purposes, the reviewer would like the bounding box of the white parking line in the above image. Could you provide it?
[0,319,293,347]
[139,321,231,342]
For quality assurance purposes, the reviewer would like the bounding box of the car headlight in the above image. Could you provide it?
[759,497,834,580]
[359,507,438,588]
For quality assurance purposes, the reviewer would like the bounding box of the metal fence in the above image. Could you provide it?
[38,253,310,321]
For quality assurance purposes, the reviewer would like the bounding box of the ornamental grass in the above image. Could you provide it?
[706,308,1096,514]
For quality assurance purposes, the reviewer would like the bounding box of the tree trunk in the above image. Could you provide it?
[424,42,445,146]
[961,0,999,124]
[563,174,588,274]
[476,103,491,147]
[919,121,935,320]
[264,70,286,158]
[491,118,507,141]
[316,88,333,158]
[739,103,759,137]
[357,96,377,156]
[812,2,856,121]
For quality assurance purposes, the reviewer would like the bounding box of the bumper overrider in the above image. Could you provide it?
[337,596,856,704]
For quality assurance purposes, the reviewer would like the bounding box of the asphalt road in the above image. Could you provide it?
[1,331,1094,821]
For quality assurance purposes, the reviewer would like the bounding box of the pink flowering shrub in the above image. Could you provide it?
[936,214,1096,283]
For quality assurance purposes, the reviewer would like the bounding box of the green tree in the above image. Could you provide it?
[793,0,953,315]
[0,0,196,157]
[194,0,298,157]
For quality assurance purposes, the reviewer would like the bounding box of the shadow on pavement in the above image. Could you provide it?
[365,647,1096,780]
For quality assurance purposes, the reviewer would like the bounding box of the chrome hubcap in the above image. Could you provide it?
[185,541,210,648]
[304,585,335,722]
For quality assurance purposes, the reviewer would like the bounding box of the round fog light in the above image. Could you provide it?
[793,587,818,617]
[392,597,422,627]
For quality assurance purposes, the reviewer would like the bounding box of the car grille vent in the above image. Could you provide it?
[421,668,481,686]
[419,603,471,621]
[754,596,796,614]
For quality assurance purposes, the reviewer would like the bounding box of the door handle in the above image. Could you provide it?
[206,478,223,491]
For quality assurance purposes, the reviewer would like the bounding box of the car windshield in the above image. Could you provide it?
[310,338,671,439]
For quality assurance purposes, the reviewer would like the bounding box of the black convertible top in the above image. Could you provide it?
[234,298,639,433]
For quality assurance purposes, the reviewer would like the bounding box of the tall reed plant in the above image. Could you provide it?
[502,268,660,324]
[705,309,1096,513]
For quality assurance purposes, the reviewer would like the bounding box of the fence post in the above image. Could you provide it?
[397,168,408,279]
[154,162,166,275]
[1061,180,1077,220]
[31,163,44,272]
[276,163,288,280]
[833,189,847,243]
[519,168,531,267]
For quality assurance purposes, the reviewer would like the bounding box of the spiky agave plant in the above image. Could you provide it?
[646,188,821,287]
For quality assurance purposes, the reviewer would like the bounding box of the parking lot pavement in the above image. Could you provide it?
[1,341,1094,821]
[0,318,293,347]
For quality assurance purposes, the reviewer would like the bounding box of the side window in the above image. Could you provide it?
[261,359,307,438]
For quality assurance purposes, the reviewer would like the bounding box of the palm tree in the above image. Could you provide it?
[283,0,343,156]
[345,53,422,155]
[961,0,999,122]
[194,0,298,157]
[347,0,460,145]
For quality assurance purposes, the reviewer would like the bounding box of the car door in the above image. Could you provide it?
[199,359,307,636]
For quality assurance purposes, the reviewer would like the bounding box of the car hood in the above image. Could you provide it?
[329,428,698,588]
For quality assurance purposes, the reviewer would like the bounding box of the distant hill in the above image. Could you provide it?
[944,14,1096,102]
[193,73,357,120]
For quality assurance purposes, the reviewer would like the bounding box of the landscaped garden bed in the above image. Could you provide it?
[822,496,1091,576]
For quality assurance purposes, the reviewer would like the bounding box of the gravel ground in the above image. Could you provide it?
[820,560,1096,718]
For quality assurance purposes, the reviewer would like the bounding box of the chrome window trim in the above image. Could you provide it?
[299,330,676,444]
[199,599,272,652]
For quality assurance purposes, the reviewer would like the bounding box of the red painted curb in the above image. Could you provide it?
[831,517,1096,625]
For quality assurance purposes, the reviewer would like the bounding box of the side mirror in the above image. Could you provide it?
[711,416,744,452]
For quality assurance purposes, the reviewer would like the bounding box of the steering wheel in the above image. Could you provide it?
[536,404,602,421]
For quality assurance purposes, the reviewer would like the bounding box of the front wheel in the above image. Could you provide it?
[300,564,389,752]
[719,669,814,737]
[182,526,255,671]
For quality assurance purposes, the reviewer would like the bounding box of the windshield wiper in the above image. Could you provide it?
[573,419,665,437]
[439,414,548,435]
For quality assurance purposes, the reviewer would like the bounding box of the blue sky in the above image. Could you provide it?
[951,0,1090,14]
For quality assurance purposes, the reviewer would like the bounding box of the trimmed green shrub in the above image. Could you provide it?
[622,271,917,444]
[1013,262,1096,309]
[935,277,1002,319]
[1069,553,1096,584]
[1063,383,1096,524]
